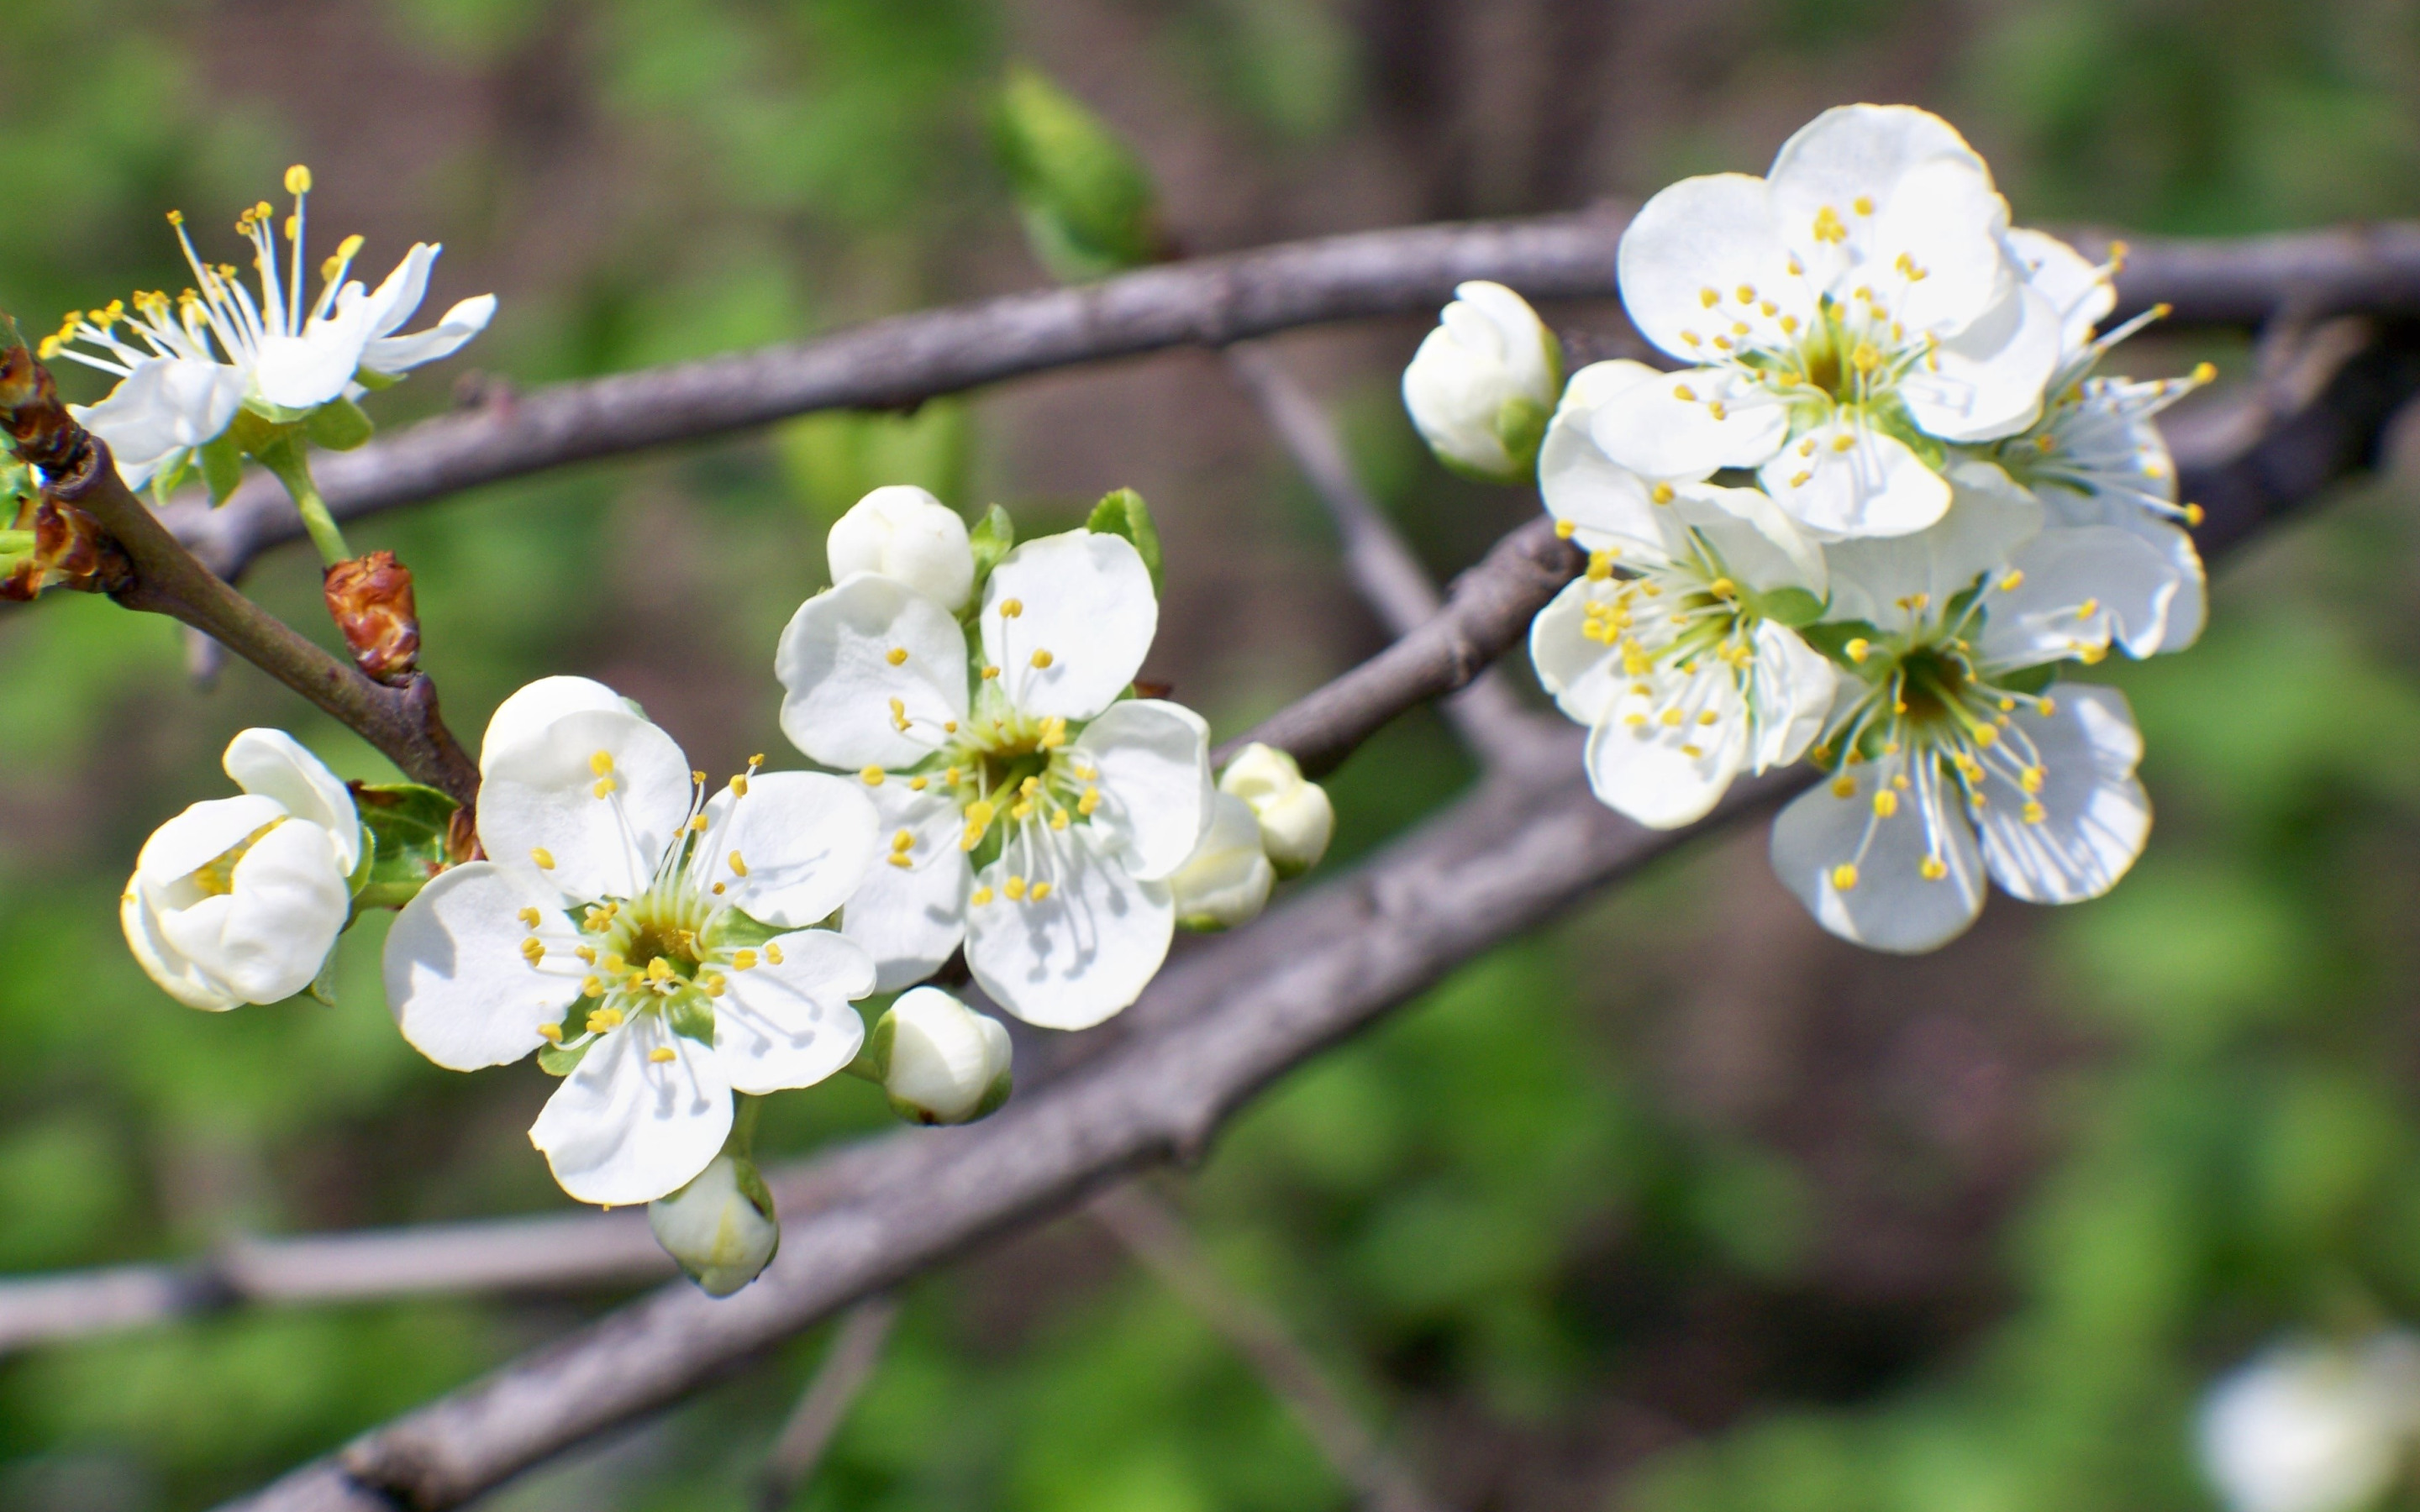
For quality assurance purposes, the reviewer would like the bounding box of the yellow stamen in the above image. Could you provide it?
[650,1047,677,1063]
[886,647,908,666]
[860,766,885,785]
[1831,864,1859,890]
[729,850,750,877]
[530,848,555,870]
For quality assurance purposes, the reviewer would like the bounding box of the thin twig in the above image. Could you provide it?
[757,1296,900,1512]
[1091,1183,1446,1512]
[1224,342,1542,769]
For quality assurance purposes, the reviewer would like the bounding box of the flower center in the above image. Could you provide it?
[181,819,286,901]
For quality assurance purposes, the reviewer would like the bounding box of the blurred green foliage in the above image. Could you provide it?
[1,3,2418,1511]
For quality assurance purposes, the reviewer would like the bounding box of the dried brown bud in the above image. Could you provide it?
[0,495,131,601]
[324,549,421,683]
[0,344,95,479]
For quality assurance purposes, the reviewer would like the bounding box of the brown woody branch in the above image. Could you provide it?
[162,213,2420,582]
[213,308,2420,1512]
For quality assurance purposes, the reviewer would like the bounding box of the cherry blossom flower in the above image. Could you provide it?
[1402,281,1563,482]
[384,676,878,1206]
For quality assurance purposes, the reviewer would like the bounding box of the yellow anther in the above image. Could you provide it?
[602,953,628,974]
[729,850,750,877]
[285,164,313,195]
[648,956,675,982]
[1673,385,1697,402]
[649,1047,677,1063]
[860,766,885,785]
[1831,775,1857,798]
[888,853,914,869]
[531,848,555,870]
[585,1011,616,1035]
[971,886,995,906]
[1038,717,1068,749]
[1831,863,1859,890]
[2183,502,2206,527]
[520,937,546,964]
[1999,570,2024,591]
[539,1022,566,1044]
[1700,286,1720,307]
[1919,856,1948,881]
[2151,302,2174,319]
[886,646,908,666]
[2020,766,2044,795]
[982,665,1002,680]
[1873,790,1898,818]
[1698,709,1720,726]
[909,776,929,791]
[1000,598,1023,618]
[890,696,909,732]
[2075,598,2099,620]
[1554,519,1577,539]
[1659,707,1684,727]
[1735,284,1755,303]
[1850,342,1881,374]
[703,974,728,998]
[1586,551,1615,582]
[1681,330,1702,346]
[590,750,614,777]
[1852,195,1874,216]
[1707,576,1736,598]
[518,906,542,930]
[1030,648,1055,669]
[1051,809,1071,830]
[1681,744,1703,759]
[1760,300,1777,316]
[892,828,915,852]
[1707,402,1728,420]
[1845,638,1870,664]
[2023,801,2047,826]
[766,942,783,965]
[1812,206,1847,244]
[592,776,618,799]
[2191,360,2217,385]
[1078,785,1102,816]
[750,753,765,768]
[1003,875,1028,901]
[730,773,750,797]
[581,975,604,998]
[1650,482,1675,505]
[1779,314,1799,333]
[1025,879,1052,902]
[576,945,597,963]
[1010,801,1034,822]
[688,816,708,833]
[1831,431,1858,454]
[1791,471,1812,487]
[1623,713,1648,727]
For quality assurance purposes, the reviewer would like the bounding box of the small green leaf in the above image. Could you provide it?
[304,948,340,1007]
[304,397,376,452]
[703,909,799,952]
[849,1005,898,1084]
[537,1040,591,1077]
[1086,488,1162,593]
[199,432,245,506]
[992,66,1167,282]
[351,782,460,908]
[967,503,1016,608]
[1749,585,1827,628]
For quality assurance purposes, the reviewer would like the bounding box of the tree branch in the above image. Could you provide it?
[160,213,2420,581]
[212,309,2420,1512]
[1223,342,1544,769]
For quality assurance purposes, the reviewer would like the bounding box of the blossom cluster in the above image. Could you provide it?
[1405,103,2208,953]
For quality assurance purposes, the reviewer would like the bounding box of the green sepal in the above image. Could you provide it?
[350,782,461,911]
[703,907,806,953]
[1086,488,1162,594]
[965,822,1007,874]
[1490,396,1550,478]
[992,66,1166,282]
[1748,585,1827,628]
[1993,662,2061,696]
[1800,618,1885,671]
[351,366,404,392]
[537,1038,592,1077]
[848,1005,897,1084]
[967,503,1016,609]
[1865,397,1945,473]
[150,449,197,508]
[304,396,376,452]
[303,948,341,1007]
[198,430,245,506]
[667,993,716,1046]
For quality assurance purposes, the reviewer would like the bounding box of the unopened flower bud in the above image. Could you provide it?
[1218,743,1334,879]
[1402,281,1561,484]
[1171,793,1275,931]
[866,987,1014,1125]
[323,549,419,683]
[648,1152,780,1298]
[2201,1332,2420,1512]
[827,486,976,611]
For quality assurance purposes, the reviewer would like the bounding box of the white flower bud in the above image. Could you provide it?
[874,987,1013,1125]
[1401,281,1561,483]
[2201,1332,2420,1512]
[121,729,360,1011]
[1171,793,1276,931]
[1218,743,1334,879]
[826,486,976,611]
[648,1152,781,1298]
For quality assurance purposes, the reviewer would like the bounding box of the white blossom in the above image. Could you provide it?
[1170,793,1276,930]
[776,528,1213,1030]
[384,677,878,1207]
[827,486,976,612]
[46,165,492,489]
[1402,281,1563,483]
[647,1151,780,1297]
[1216,742,1334,879]
[1603,104,2060,540]
[122,729,360,1011]
[1531,360,1839,828]
[1769,465,2151,952]
[875,986,1013,1125]
[2201,1333,2420,1512]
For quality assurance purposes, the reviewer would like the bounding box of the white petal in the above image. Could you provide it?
[1745,622,1839,772]
[359,244,438,339]
[1589,365,1789,480]
[479,676,639,780]
[383,861,587,1070]
[362,294,496,375]
[713,928,873,1095]
[1451,281,1558,406]
[531,1016,734,1207]
[1978,524,2188,665]
[1823,459,2043,627]
[1581,664,1749,829]
[155,819,350,1005]
[1168,793,1276,930]
[982,532,1158,722]
[826,486,976,612]
[967,826,1173,1031]
[76,359,245,486]
[1975,685,2149,905]
[1615,172,1811,362]
[1765,105,2004,328]
[1901,282,2062,443]
[1073,699,1213,880]
[1770,759,1987,953]
[1675,484,1828,598]
[477,709,692,904]
[843,780,971,992]
[776,573,971,771]
[2007,226,2114,361]
[1758,418,1949,539]
[1528,578,1626,727]
[253,300,376,412]
[702,770,878,928]
[223,727,360,873]
[133,794,290,892]
[1538,360,1693,556]
[121,880,235,1011]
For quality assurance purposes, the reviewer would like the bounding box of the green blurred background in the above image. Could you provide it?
[3,1,2420,1508]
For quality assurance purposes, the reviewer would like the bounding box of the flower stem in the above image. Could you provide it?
[257,440,352,567]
